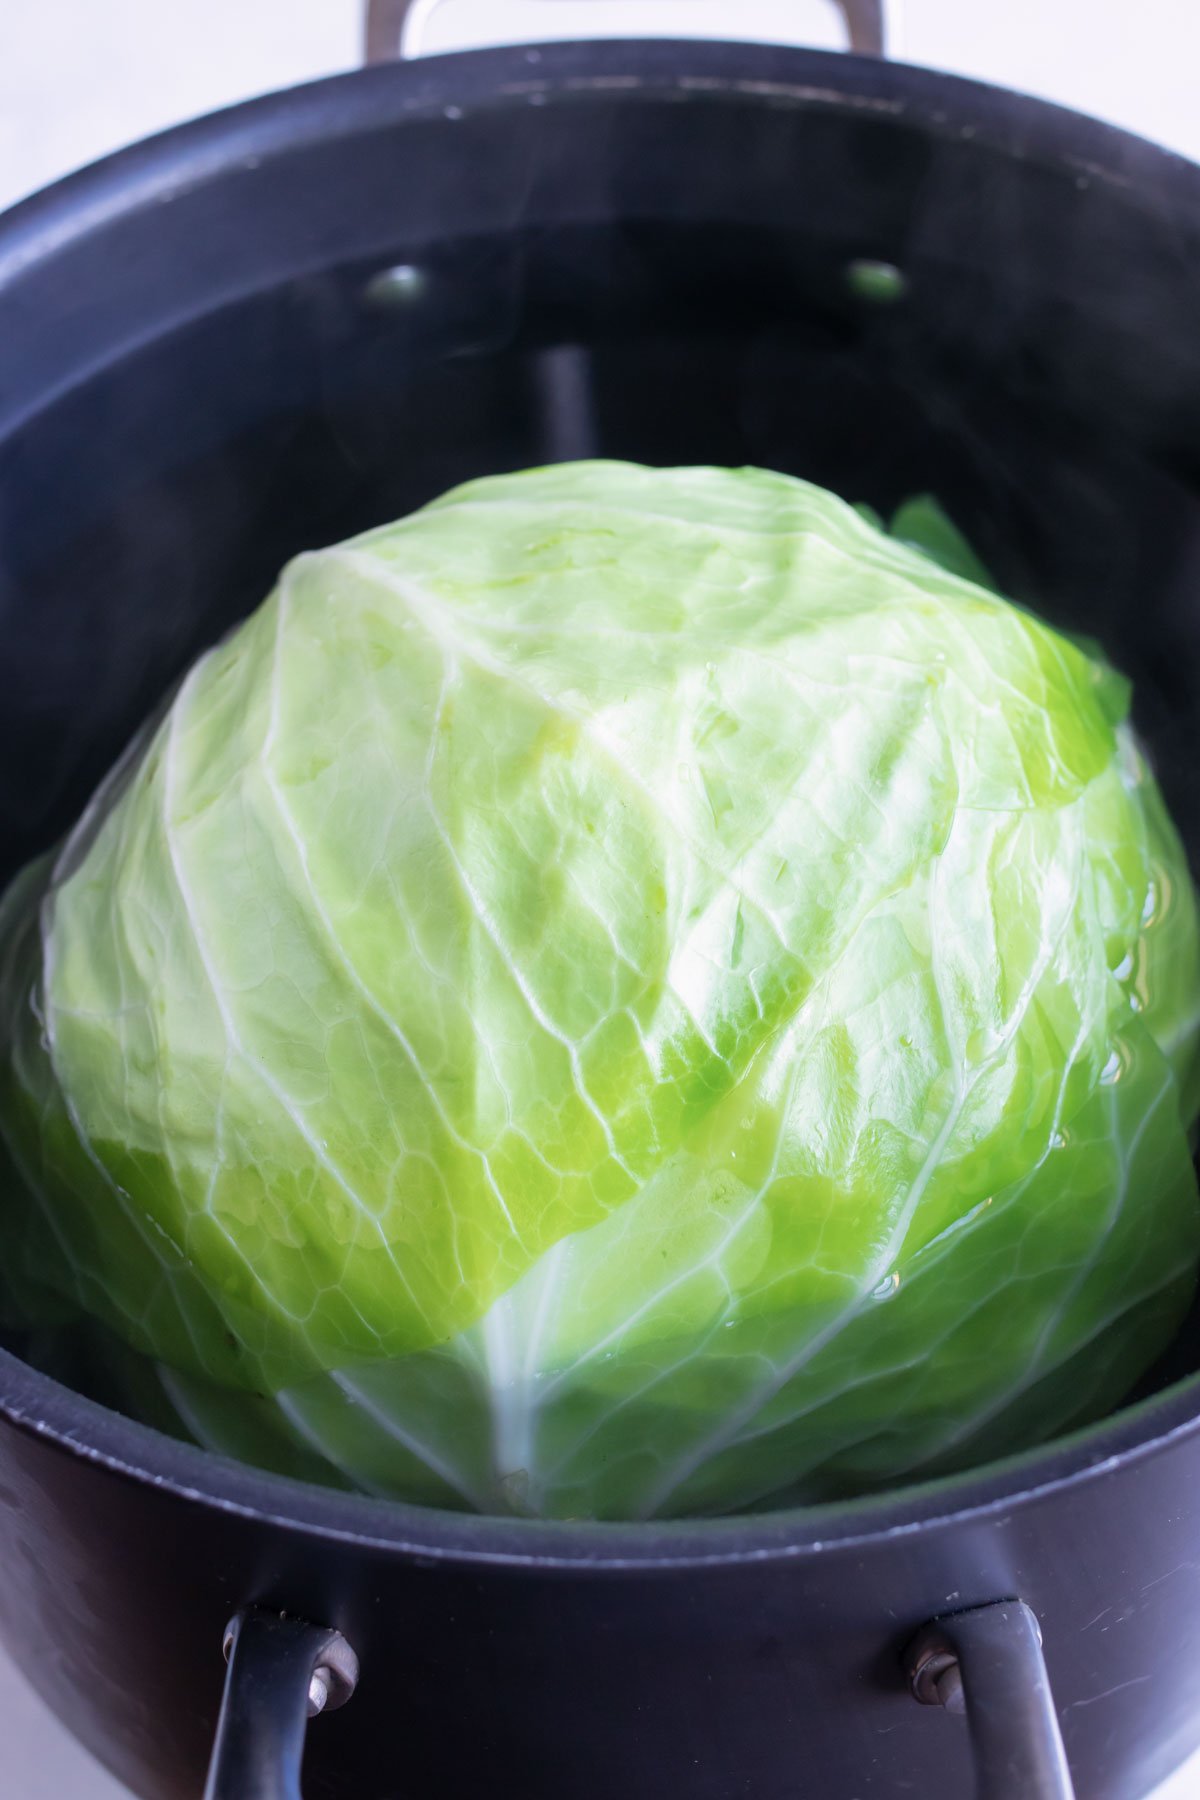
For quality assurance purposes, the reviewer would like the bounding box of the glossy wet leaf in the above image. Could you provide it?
[1,463,1198,1519]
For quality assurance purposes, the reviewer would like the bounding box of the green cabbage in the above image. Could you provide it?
[2,462,1199,1519]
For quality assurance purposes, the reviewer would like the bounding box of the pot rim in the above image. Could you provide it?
[1,36,1198,305]
[3,38,1200,1571]
[4,1340,1200,1569]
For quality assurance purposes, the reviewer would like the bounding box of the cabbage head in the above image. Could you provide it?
[2,462,1199,1520]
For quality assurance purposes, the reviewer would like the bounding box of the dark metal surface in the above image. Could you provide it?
[1,36,1200,1800]
[205,1614,359,1800]
[907,1603,1075,1800]
[6,1355,1200,1800]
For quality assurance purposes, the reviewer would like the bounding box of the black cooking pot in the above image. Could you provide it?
[2,13,1200,1800]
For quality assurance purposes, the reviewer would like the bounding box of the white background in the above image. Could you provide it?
[1,2,1199,1795]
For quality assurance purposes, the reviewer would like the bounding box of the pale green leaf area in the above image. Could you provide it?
[1,463,1198,1519]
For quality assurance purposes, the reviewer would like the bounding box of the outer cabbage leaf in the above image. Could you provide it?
[2,462,1198,1519]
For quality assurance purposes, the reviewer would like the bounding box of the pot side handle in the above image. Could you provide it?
[203,1610,360,1800]
[364,0,889,63]
[906,1599,1076,1800]
[203,1597,1069,1797]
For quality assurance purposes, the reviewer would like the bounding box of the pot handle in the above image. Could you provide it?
[203,1610,360,1800]
[364,0,888,62]
[906,1599,1075,1800]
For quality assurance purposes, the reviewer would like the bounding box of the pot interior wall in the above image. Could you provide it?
[5,212,1200,879]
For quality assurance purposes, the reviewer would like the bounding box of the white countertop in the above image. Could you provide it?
[1,2,1199,1795]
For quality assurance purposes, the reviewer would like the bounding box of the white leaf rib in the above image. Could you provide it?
[334,546,793,957]
[726,1164,1047,1455]
[328,1368,493,1511]
[537,1070,802,1486]
[37,748,222,1374]
[0,1048,122,1322]
[270,1388,400,1500]
[538,1294,741,1489]
[161,649,424,1341]
[634,809,1079,1518]
[350,606,565,1189]
[872,1250,1198,1492]
[418,661,637,1186]
[538,1185,764,1403]
[521,1237,568,1382]
[260,575,524,1248]
[916,1055,1174,1466]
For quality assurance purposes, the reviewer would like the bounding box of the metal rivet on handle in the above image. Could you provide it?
[845,259,909,305]
[908,1638,966,1714]
[362,264,427,309]
[221,1615,360,1716]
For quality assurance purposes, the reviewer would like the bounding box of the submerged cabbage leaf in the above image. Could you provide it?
[2,462,1199,1519]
